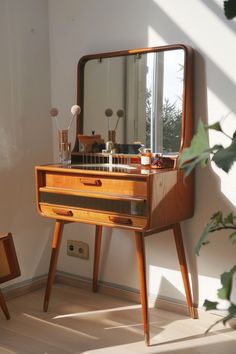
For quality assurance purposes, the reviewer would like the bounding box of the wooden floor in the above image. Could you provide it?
[0,284,236,354]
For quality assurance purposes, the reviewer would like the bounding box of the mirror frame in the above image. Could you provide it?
[75,44,193,155]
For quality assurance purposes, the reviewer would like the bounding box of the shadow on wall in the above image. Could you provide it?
[149,0,236,114]
[200,0,236,34]
[143,0,236,305]
[155,277,188,303]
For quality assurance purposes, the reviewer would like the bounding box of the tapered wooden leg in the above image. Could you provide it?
[0,289,10,320]
[43,220,64,312]
[93,225,103,292]
[173,223,197,319]
[135,231,150,346]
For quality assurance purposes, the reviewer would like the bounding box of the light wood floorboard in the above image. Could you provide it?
[0,284,236,353]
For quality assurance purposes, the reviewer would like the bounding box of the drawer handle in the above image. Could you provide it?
[52,208,73,217]
[109,216,133,225]
[80,178,102,186]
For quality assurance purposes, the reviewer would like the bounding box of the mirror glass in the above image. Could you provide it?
[80,47,186,154]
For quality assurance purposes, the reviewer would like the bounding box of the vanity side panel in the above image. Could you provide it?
[149,169,194,229]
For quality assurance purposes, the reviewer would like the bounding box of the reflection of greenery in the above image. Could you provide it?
[145,89,151,147]
[145,93,181,152]
[162,99,182,152]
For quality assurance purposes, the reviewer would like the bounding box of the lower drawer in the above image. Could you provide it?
[39,203,148,230]
[39,191,147,216]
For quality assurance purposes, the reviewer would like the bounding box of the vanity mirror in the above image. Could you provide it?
[73,44,193,159]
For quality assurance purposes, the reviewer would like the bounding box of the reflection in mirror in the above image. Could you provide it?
[83,48,185,154]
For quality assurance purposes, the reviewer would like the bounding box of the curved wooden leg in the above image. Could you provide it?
[173,223,197,319]
[43,220,64,312]
[0,289,10,320]
[135,231,150,346]
[93,225,103,292]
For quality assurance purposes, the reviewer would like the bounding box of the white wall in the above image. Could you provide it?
[0,0,53,284]
[1,0,235,309]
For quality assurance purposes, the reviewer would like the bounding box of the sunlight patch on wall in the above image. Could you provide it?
[198,274,221,306]
[152,0,236,84]
[149,265,223,307]
[147,26,166,47]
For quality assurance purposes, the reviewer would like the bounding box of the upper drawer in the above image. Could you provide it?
[43,172,147,198]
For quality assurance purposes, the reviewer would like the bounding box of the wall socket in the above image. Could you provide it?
[67,240,89,260]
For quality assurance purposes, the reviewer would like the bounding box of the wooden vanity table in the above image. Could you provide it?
[35,44,196,345]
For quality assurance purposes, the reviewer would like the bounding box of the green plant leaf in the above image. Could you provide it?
[180,120,209,162]
[217,265,236,300]
[207,121,222,132]
[224,212,235,224]
[203,299,218,311]
[194,211,223,255]
[194,222,213,255]
[224,0,236,19]
[179,151,211,177]
[229,232,236,244]
[212,138,236,172]
[228,304,236,316]
[212,211,223,224]
[218,272,232,299]
[179,120,210,176]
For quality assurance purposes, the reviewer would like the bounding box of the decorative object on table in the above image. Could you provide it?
[0,233,21,319]
[139,147,152,167]
[105,108,125,145]
[50,105,81,164]
[114,109,125,131]
[104,108,114,144]
[151,153,176,169]
[77,133,104,153]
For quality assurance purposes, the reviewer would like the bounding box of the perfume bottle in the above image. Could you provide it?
[140,147,152,167]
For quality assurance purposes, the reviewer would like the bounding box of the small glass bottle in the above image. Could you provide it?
[140,148,152,167]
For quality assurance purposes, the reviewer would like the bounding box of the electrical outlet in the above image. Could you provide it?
[67,240,89,259]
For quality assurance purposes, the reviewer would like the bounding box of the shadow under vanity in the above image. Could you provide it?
[35,44,197,345]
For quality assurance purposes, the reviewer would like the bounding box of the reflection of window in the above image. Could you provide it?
[147,52,164,152]
[146,50,183,153]
[84,49,184,150]
[162,99,182,152]
[125,55,146,144]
